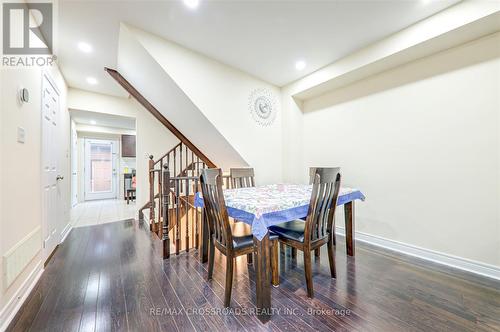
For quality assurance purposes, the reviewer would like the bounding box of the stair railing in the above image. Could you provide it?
[146,142,210,258]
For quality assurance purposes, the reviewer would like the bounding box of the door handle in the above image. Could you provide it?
[56,175,64,181]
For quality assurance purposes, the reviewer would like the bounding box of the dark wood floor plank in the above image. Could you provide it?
[278,247,417,331]
[28,226,94,332]
[171,255,247,332]
[178,252,259,332]
[183,251,277,332]
[95,223,128,332]
[119,221,162,332]
[126,222,180,332]
[207,251,323,332]
[8,220,500,332]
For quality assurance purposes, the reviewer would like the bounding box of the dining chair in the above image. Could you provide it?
[309,167,337,255]
[269,167,341,298]
[230,167,255,189]
[200,168,279,307]
[230,167,256,263]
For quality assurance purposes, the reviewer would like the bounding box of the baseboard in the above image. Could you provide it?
[335,226,500,281]
[60,223,72,243]
[0,261,44,332]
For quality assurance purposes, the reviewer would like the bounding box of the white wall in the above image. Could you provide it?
[119,25,283,184]
[296,34,500,267]
[0,66,69,320]
[68,89,179,208]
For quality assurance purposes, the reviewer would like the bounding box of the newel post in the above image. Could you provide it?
[162,165,171,259]
[149,155,155,232]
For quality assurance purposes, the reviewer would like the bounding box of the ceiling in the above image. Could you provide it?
[58,0,460,97]
[70,109,136,130]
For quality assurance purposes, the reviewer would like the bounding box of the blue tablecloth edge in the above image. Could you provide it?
[194,189,365,240]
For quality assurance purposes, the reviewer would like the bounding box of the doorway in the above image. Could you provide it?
[84,138,118,200]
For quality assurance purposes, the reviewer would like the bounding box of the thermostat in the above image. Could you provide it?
[19,88,29,103]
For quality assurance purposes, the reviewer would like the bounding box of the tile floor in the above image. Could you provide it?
[71,199,137,228]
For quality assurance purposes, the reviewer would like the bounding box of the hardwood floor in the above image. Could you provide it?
[7,219,500,332]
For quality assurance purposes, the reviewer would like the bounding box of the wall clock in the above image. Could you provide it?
[248,88,278,127]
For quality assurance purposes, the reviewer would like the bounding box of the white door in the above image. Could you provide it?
[70,122,78,206]
[41,73,61,261]
[84,139,118,200]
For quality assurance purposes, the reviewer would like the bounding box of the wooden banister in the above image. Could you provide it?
[105,67,216,168]
[155,142,182,165]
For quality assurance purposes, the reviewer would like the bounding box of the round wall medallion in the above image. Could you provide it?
[248,88,278,127]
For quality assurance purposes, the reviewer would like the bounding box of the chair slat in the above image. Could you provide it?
[230,168,255,189]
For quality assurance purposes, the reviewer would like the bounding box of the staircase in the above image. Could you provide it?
[106,67,222,259]
[145,142,208,258]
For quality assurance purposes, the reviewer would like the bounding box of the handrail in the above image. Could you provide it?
[170,176,199,180]
[155,142,182,165]
[104,67,216,168]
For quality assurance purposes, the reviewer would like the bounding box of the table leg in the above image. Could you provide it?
[254,233,272,323]
[200,209,209,263]
[344,201,355,256]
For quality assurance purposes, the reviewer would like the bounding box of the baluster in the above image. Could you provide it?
[148,155,155,232]
[167,154,170,174]
[173,146,177,178]
[196,155,200,177]
[175,178,181,255]
[162,165,170,259]
[185,177,190,252]
[179,143,183,176]
[195,178,199,249]
[158,159,163,236]
[191,151,194,177]
[185,144,188,176]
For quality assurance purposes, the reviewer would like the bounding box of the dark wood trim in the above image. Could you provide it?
[200,209,209,263]
[104,67,216,168]
[254,234,272,323]
[162,165,170,259]
[155,142,181,165]
[344,201,355,256]
[149,156,156,233]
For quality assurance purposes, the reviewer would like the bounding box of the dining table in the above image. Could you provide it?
[194,184,365,323]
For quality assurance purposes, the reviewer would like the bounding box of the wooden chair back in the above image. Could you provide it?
[305,168,342,244]
[200,168,233,250]
[230,168,255,189]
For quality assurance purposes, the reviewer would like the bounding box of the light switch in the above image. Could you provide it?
[17,127,26,143]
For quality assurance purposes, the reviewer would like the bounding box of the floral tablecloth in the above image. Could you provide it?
[194,184,365,240]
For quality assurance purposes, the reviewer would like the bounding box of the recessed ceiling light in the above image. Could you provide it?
[90,120,97,125]
[295,60,306,70]
[86,77,98,85]
[78,42,92,53]
[183,0,200,9]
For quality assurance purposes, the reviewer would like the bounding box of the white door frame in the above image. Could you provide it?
[40,71,61,262]
[84,138,119,201]
[70,120,78,207]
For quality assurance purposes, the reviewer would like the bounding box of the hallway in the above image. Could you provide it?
[71,200,136,228]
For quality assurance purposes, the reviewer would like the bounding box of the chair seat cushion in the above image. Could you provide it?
[232,233,278,250]
[268,220,305,242]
